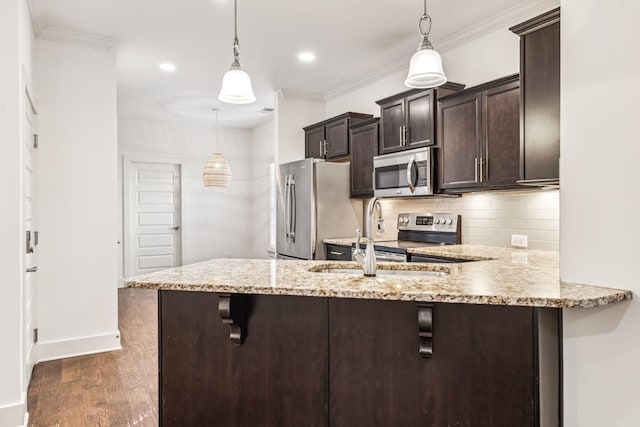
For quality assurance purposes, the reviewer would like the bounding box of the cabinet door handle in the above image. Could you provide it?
[479,157,484,182]
[403,125,408,146]
[475,158,479,183]
[325,140,329,156]
[319,140,323,156]
[399,126,403,146]
[330,251,344,256]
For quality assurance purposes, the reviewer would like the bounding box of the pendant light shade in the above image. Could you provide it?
[219,69,256,104]
[405,46,446,88]
[203,153,232,188]
[218,0,255,104]
[404,0,447,89]
[203,109,232,188]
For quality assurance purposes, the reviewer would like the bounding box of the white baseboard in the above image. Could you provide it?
[37,330,122,362]
[0,392,26,427]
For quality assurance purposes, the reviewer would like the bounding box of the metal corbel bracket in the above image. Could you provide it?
[218,293,245,345]
[417,303,433,358]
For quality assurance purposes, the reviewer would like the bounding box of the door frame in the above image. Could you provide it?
[22,71,38,390]
[123,155,185,280]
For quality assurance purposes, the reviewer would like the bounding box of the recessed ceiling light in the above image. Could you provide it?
[159,63,176,72]
[297,52,316,62]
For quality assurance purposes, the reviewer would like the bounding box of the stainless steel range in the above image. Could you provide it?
[354,213,465,263]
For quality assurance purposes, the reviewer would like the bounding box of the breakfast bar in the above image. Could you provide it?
[126,246,631,426]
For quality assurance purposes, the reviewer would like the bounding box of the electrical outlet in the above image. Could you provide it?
[511,234,528,248]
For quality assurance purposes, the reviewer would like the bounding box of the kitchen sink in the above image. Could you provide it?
[317,268,448,277]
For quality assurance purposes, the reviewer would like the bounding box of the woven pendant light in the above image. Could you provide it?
[203,109,232,188]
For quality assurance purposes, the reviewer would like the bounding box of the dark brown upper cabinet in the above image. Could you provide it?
[349,117,379,198]
[375,83,464,155]
[304,112,373,161]
[510,8,560,186]
[438,75,521,193]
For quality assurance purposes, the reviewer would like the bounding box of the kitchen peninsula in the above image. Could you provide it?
[126,246,631,426]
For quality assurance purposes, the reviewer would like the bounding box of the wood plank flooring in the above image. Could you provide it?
[28,288,158,427]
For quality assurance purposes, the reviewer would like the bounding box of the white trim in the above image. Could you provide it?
[278,89,325,102]
[122,155,185,280]
[37,331,122,362]
[323,0,560,100]
[25,0,45,36]
[38,27,118,51]
[0,392,27,427]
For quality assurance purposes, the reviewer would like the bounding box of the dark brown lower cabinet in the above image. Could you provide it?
[159,291,561,427]
[159,291,328,426]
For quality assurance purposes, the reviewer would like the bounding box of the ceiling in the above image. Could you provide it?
[28,0,557,128]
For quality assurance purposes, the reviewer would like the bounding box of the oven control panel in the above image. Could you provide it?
[397,213,459,233]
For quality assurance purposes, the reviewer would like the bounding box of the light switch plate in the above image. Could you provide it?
[511,234,528,248]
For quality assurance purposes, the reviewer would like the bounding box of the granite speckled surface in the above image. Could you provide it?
[125,245,632,308]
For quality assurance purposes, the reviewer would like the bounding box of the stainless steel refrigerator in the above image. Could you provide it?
[277,158,362,260]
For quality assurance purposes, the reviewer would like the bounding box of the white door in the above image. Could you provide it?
[23,90,38,387]
[127,161,182,277]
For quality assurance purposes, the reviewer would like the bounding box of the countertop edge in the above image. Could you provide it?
[126,280,633,309]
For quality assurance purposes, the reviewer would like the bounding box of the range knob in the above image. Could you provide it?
[403,217,410,224]
[434,218,440,224]
[445,218,452,225]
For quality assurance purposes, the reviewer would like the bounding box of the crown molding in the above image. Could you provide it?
[324,0,559,101]
[278,89,325,102]
[38,27,119,51]
[26,0,46,36]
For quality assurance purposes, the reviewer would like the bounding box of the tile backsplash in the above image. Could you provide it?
[375,190,559,251]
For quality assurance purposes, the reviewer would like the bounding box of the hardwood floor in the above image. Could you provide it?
[28,288,158,426]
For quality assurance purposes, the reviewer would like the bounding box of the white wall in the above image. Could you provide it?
[325,26,519,118]
[35,39,120,361]
[0,0,30,423]
[560,1,640,425]
[118,117,259,281]
[275,93,324,164]
[251,119,276,257]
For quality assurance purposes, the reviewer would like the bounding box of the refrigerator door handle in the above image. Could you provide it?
[284,175,291,238]
[289,176,296,240]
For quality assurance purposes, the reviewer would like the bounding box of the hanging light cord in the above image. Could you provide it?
[215,109,220,152]
[230,0,241,70]
[418,0,434,50]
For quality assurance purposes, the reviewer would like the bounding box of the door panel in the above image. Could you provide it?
[379,100,404,154]
[349,121,378,198]
[276,163,290,257]
[522,22,560,181]
[22,93,37,388]
[406,91,434,148]
[286,159,314,260]
[128,162,182,277]
[305,125,325,159]
[483,82,521,188]
[438,94,482,191]
[325,118,348,159]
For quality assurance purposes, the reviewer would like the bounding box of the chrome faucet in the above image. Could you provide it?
[353,197,380,276]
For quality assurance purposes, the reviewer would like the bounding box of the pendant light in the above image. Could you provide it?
[203,109,232,188]
[404,0,447,89]
[218,0,256,104]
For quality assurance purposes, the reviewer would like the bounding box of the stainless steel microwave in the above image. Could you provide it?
[373,147,434,197]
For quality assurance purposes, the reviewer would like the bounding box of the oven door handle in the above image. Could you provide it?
[406,156,416,193]
[375,252,407,262]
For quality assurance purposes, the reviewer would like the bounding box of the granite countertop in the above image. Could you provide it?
[125,245,632,309]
